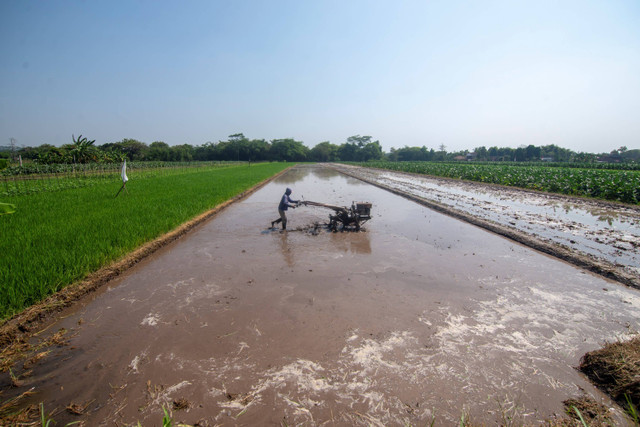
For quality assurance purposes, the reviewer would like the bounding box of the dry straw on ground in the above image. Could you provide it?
[580,335,640,409]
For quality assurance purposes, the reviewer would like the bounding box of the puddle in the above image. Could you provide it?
[3,165,639,425]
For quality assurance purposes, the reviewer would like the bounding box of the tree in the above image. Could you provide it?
[541,144,572,162]
[525,144,541,161]
[346,135,372,147]
[338,142,358,161]
[148,141,171,161]
[359,140,384,161]
[247,138,270,161]
[336,135,383,161]
[474,146,488,161]
[102,139,149,161]
[228,133,248,161]
[21,144,67,164]
[309,141,339,162]
[170,144,194,161]
[194,142,218,161]
[395,146,429,161]
[270,138,308,161]
[573,152,598,163]
[214,133,260,161]
[622,149,640,162]
[433,144,447,161]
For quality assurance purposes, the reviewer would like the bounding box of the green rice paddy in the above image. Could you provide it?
[0,162,290,321]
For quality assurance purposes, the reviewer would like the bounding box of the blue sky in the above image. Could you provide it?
[1,0,639,153]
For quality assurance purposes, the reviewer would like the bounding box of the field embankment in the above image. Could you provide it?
[0,162,291,322]
[580,335,640,414]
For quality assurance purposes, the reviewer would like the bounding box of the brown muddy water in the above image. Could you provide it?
[5,165,640,426]
[331,164,640,278]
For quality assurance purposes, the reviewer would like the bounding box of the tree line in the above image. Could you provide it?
[389,144,639,163]
[1,133,638,164]
[1,134,384,164]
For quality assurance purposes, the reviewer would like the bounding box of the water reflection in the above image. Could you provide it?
[279,232,295,267]
[553,201,640,227]
[275,165,367,186]
[277,229,372,267]
[307,167,342,181]
[598,215,615,226]
[329,231,372,254]
[274,166,313,184]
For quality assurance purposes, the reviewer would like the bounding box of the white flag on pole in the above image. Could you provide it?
[121,159,128,184]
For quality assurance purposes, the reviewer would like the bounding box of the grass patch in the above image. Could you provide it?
[0,163,290,321]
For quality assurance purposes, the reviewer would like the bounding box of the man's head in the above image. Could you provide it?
[285,188,292,195]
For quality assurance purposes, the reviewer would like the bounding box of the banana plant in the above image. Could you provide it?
[70,134,96,164]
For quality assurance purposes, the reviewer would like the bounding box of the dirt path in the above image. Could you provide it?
[2,165,639,425]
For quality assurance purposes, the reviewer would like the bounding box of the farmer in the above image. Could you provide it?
[271,187,299,230]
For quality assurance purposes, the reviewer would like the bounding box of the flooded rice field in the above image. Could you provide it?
[331,163,640,279]
[4,165,640,425]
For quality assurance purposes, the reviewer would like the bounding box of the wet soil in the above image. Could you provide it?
[331,163,640,288]
[2,165,640,425]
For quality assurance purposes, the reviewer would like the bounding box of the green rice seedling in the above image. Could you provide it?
[162,405,173,427]
[572,406,589,427]
[0,162,291,320]
[459,408,470,426]
[428,409,436,427]
[39,403,52,427]
[626,394,639,425]
[37,402,82,427]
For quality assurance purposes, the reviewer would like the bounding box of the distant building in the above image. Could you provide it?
[598,155,622,163]
[466,152,477,161]
[540,157,554,162]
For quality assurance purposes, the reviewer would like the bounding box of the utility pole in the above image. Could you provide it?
[9,138,16,162]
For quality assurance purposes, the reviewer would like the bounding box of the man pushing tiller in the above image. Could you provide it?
[271,187,299,230]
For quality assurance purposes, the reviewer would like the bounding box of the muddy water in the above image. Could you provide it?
[9,165,640,425]
[332,164,640,277]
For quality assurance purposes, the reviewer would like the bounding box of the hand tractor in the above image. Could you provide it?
[299,201,372,232]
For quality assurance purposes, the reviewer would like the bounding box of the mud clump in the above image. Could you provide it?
[579,335,640,410]
[226,392,253,405]
[562,396,614,426]
[173,398,190,410]
[66,400,91,415]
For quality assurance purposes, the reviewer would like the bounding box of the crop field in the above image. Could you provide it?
[0,162,291,320]
[0,164,636,426]
[1,161,242,197]
[353,161,640,204]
